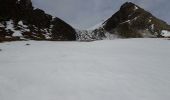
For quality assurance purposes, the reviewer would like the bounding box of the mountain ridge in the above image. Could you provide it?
[0,0,76,42]
[78,2,170,40]
[0,1,170,42]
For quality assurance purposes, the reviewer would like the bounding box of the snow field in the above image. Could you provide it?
[0,38,170,100]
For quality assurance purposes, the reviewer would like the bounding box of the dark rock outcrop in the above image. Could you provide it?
[51,18,76,41]
[0,0,77,41]
[103,2,170,38]
[76,2,170,41]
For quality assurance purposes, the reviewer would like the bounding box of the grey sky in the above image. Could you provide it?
[32,0,170,29]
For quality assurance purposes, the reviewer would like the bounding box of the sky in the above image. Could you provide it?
[32,0,170,29]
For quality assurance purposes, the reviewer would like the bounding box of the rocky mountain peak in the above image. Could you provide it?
[77,2,170,40]
[120,2,137,11]
[102,2,170,38]
[0,0,77,42]
[17,0,33,10]
[120,2,136,8]
[119,2,140,20]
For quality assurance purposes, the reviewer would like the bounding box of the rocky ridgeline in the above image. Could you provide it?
[77,2,170,40]
[103,2,170,38]
[0,1,170,42]
[0,0,76,42]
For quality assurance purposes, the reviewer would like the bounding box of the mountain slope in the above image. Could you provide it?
[77,2,170,40]
[1,1,170,42]
[0,0,76,42]
[104,2,170,38]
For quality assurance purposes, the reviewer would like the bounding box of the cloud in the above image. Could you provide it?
[32,0,170,29]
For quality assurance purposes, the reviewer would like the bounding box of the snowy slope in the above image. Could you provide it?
[161,30,170,37]
[5,20,30,37]
[0,39,170,100]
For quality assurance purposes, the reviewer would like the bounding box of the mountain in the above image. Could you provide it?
[77,2,170,40]
[0,0,76,42]
[0,1,170,42]
[104,2,170,38]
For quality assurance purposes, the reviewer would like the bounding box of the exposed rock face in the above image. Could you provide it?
[0,0,77,42]
[0,0,33,21]
[51,18,76,41]
[103,2,170,38]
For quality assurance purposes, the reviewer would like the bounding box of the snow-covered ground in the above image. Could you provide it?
[0,38,170,100]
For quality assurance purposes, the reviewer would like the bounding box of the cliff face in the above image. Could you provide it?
[0,0,76,42]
